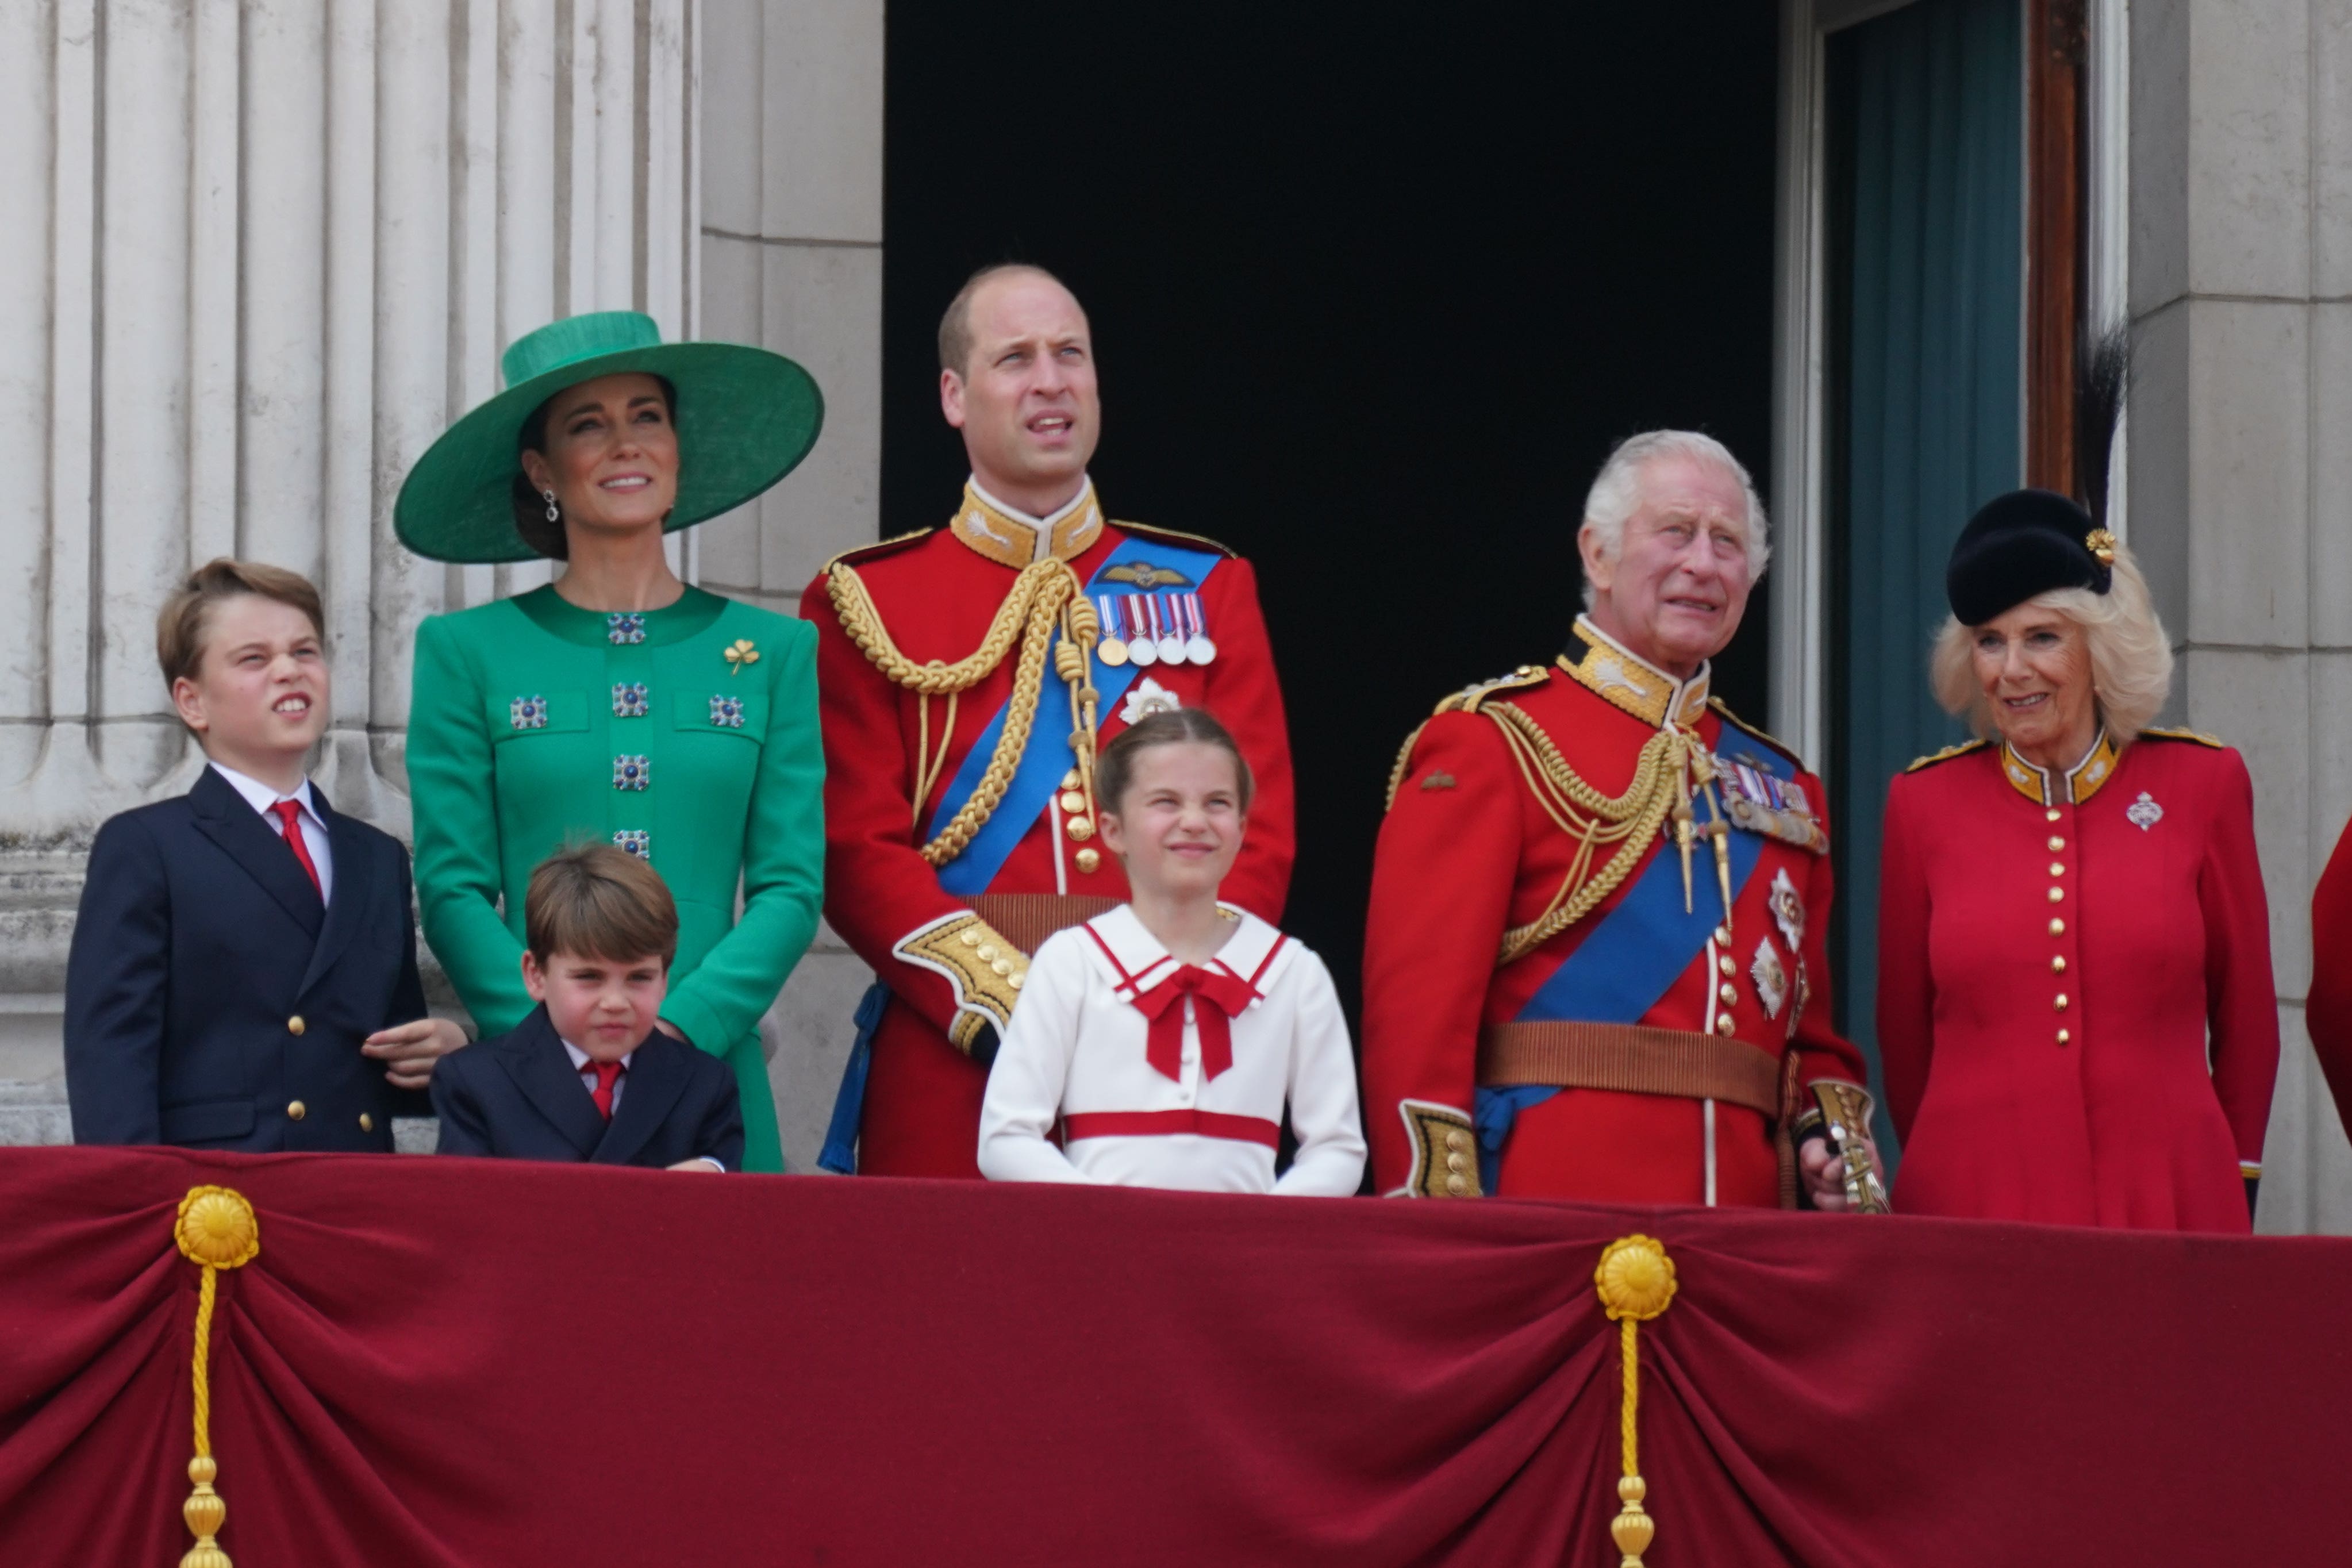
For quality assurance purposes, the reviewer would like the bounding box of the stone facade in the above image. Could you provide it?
[2131,0,2352,1231]
[0,0,881,1170]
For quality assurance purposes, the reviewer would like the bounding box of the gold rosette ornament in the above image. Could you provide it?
[174,1186,260,1568]
[1595,1234,1678,1568]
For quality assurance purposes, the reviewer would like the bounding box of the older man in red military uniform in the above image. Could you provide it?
[1363,431,1875,1208]
[805,264,1294,1177]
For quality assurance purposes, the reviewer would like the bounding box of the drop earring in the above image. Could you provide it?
[541,488,560,524]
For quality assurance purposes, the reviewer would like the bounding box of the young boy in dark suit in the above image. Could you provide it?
[432,844,744,1171]
[66,559,466,1150]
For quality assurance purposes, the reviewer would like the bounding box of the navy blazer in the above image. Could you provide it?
[431,1006,745,1170]
[65,766,435,1151]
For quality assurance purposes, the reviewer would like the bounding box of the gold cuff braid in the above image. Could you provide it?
[829,556,1101,868]
[896,914,1030,1056]
[1396,1100,1482,1198]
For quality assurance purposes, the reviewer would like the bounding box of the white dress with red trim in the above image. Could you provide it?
[977,904,1365,1194]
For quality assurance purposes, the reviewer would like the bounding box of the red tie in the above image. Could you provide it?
[268,799,323,900]
[1129,965,1259,1082]
[586,1059,625,1121]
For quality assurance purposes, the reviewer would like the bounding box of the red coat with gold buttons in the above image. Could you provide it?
[1876,729,2277,1232]
[802,481,1294,1177]
[1362,620,1867,1206]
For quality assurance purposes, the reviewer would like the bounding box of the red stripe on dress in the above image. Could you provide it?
[1062,1109,1281,1148]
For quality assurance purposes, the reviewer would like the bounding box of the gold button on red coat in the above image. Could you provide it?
[1074,848,1101,874]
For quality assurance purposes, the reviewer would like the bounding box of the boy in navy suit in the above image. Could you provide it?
[66,559,466,1150]
[432,844,744,1171]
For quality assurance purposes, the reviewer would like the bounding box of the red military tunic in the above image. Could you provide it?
[2308,820,2352,1135]
[1362,617,1867,1205]
[804,478,1294,1177]
[1877,728,2277,1232]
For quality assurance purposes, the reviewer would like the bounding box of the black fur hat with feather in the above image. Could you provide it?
[1944,325,2131,626]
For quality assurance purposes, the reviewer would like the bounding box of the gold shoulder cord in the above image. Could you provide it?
[1479,702,1701,966]
[827,556,1102,866]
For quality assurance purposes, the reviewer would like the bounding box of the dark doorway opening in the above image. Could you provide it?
[883,3,1784,1013]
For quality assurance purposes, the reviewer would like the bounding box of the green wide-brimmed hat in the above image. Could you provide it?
[394,311,824,564]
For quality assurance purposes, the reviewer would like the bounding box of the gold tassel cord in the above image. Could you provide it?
[174,1186,260,1568]
[1595,1234,1677,1568]
[1482,709,1689,965]
[829,558,1093,867]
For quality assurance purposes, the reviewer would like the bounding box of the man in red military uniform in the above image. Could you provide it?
[804,264,1294,1177]
[1363,431,1875,1208]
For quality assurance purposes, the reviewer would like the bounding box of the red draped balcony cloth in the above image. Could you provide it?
[1,1147,2347,1565]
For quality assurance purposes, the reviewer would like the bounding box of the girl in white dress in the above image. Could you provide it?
[977,708,1366,1194]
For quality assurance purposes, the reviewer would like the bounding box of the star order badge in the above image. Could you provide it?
[1750,940,1788,1020]
[2126,791,2163,831]
[1769,867,1805,952]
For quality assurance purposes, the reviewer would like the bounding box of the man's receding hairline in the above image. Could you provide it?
[940,262,1083,375]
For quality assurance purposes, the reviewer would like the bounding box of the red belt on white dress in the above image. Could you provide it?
[1062,1110,1281,1148]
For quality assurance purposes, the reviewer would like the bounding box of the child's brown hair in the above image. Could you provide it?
[1096,707,1255,818]
[524,843,680,967]
[156,558,326,690]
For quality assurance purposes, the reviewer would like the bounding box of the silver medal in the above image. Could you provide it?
[1181,593,1216,664]
[1150,597,1186,665]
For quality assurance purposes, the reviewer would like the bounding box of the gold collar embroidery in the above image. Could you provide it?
[2000,729,2119,806]
[950,479,1105,569]
[1558,616,1712,731]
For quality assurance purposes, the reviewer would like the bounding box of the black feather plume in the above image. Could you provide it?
[2075,321,2131,527]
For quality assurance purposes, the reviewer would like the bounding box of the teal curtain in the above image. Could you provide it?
[1826,0,2022,1160]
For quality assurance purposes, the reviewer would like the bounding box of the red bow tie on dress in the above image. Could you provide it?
[1130,965,1258,1082]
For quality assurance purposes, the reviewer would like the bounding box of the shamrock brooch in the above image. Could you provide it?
[724,638,759,676]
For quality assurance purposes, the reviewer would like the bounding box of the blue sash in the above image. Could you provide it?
[928,536,1225,896]
[1475,740,1796,1190]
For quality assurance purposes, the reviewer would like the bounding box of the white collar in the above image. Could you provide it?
[209,760,321,825]
[1078,902,1294,1001]
[560,1038,636,1073]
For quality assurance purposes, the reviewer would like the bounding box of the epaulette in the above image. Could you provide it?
[1436,665,1550,716]
[1112,519,1238,559]
[1904,739,1988,773]
[1709,698,1805,770]
[2139,725,2228,749]
[823,527,936,574]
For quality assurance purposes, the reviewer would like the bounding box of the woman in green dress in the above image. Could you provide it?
[395,311,826,1173]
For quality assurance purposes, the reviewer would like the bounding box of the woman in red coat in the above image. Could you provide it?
[1876,487,2277,1232]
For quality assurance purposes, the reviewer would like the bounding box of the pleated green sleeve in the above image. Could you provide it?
[409,613,535,1035]
[656,614,825,1055]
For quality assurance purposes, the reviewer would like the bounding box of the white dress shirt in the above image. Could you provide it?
[209,760,333,904]
[560,1037,725,1171]
[978,905,1366,1194]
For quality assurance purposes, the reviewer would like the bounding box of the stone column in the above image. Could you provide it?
[700,0,887,1170]
[0,1,720,1142]
[2131,0,2352,1231]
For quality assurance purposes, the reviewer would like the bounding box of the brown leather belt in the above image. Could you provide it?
[970,893,1123,958]
[1477,1021,1784,1120]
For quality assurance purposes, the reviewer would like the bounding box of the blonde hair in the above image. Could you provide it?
[1929,541,2172,740]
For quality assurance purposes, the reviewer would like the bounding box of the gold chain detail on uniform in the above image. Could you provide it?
[828,556,1102,866]
[1481,701,1693,965]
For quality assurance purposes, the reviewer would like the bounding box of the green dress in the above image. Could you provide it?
[408,585,823,1172]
